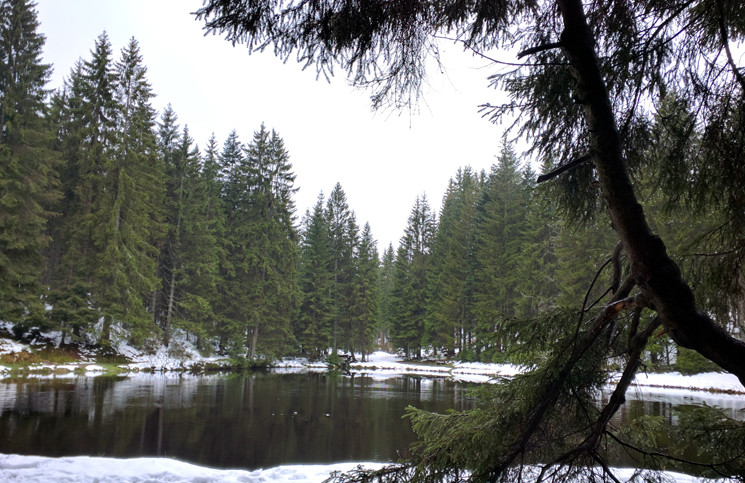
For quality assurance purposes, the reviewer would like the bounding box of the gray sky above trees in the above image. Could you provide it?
[35,0,511,249]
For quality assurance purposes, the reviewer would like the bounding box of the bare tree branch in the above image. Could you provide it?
[517,42,563,59]
[536,155,591,184]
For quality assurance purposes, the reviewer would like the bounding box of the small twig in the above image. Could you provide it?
[574,257,613,340]
[716,0,745,92]
[517,41,563,59]
[610,241,624,295]
[536,155,592,183]
[432,35,568,67]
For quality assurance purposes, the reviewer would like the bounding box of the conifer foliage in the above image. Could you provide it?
[0,0,57,328]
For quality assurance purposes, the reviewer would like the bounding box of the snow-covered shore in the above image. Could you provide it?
[2,340,744,482]
[0,454,715,483]
[2,335,744,395]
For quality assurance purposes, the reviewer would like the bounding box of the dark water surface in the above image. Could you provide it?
[0,371,477,470]
[1,371,744,472]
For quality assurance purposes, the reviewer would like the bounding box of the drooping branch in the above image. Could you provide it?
[557,0,745,386]
[537,310,660,481]
[536,154,591,184]
[716,0,745,93]
[517,41,563,59]
[488,290,637,477]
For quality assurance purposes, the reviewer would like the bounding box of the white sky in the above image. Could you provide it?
[35,0,513,250]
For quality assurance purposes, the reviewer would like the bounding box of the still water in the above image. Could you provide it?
[0,371,743,471]
[0,371,476,469]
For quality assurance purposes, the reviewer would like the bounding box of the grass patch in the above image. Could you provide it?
[0,351,42,365]
[35,346,81,364]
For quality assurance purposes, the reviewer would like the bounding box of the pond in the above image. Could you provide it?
[0,371,743,472]
[0,371,477,470]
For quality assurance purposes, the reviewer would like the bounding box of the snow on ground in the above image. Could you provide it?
[0,454,715,483]
[0,338,30,355]
[1,336,744,395]
[0,454,384,483]
[630,370,744,393]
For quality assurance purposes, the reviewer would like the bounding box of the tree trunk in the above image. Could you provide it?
[558,0,745,386]
[164,264,176,348]
[249,321,259,359]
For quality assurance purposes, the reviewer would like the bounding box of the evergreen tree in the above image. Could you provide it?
[296,192,334,359]
[51,33,121,343]
[151,104,180,328]
[220,125,299,358]
[391,194,435,358]
[0,0,58,328]
[377,242,395,348]
[325,182,353,353]
[425,167,479,357]
[513,163,559,320]
[350,222,378,361]
[470,141,526,360]
[93,36,163,344]
[188,133,226,351]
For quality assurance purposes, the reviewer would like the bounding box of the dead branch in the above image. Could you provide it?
[517,41,563,59]
[611,241,623,295]
[536,155,591,184]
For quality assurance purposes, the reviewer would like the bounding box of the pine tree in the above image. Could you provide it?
[390,194,435,358]
[350,222,379,361]
[50,33,121,344]
[51,34,164,346]
[151,104,180,329]
[92,36,163,345]
[470,141,526,361]
[377,243,395,349]
[188,133,226,351]
[296,192,334,359]
[0,0,58,328]
[219,125,299,358]
[425,167,479,357]
[325,182,352,353]
[513,163,559,320]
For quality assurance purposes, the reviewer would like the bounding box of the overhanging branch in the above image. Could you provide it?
[517,41,563,59]
[536,154,591,183]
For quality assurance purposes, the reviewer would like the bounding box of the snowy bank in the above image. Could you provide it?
[0,454,715,483]
[2,337,744,395]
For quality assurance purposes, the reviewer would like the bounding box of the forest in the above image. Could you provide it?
[4,0,745,481]
[1,0,742,374]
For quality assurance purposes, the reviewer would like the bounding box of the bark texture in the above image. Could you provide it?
[557,0,745,386]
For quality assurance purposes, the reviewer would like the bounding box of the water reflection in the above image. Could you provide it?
[0,372,477,470]
[2,373,743,472]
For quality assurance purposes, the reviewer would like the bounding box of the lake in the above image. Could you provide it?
[0,371,743,472]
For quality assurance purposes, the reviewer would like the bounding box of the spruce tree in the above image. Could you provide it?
[377,243,395,348]
[296,192,334,359]
[325,182,352,353]
[0,0,58,328]
[425,167,479,357]
[390,194,435,358]
[51,33,121,343]
[350,222,378,361]
[470,141,526,360]
[219,125,299,358]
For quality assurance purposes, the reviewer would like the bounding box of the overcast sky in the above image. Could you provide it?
[35,0,514,250]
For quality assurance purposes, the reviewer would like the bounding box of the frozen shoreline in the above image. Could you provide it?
[2,343,743,482]
[0,454,717,483]
[2,338,744,395]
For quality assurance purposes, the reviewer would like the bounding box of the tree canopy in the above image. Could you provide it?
[197,0,745,481]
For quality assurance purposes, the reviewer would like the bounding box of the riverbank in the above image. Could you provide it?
[1,336,744,395]
[0,454,716,483]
